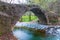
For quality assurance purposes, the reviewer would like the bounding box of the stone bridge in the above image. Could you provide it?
[0,1,60,40]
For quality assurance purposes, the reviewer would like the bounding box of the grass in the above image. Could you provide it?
[19,16,38,22]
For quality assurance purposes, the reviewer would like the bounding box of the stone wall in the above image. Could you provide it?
[47,0,60,25]
[0,0,60,40]
[0,1,48,40]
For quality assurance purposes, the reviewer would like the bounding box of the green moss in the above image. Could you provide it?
[0,32,3,36]
[0,6,5,11]
[50,19,58,23]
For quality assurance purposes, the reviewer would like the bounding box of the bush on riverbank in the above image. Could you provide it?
[19,16,38,22]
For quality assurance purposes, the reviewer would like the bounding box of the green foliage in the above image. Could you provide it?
[19,11,38,22]
[19,16,38,22]
[28,0,57,9]
[0,32,3,36]
[50,19,58,23]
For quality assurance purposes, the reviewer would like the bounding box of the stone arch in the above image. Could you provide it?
[30,8,47,24]
[24,7,48,24]
[0,1,48,40]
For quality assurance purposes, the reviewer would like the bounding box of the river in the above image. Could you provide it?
[13,21,60,40]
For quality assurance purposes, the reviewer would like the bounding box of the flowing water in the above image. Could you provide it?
[13,22,60,40]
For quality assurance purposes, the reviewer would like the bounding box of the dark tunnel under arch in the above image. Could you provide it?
[29,8,48,25]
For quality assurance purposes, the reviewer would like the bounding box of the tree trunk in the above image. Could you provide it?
[29,12,31,21]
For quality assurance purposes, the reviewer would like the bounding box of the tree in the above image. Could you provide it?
[29,12,31,21]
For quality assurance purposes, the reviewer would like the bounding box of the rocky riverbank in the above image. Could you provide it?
[0,32,17,40]
[15,22,60,36]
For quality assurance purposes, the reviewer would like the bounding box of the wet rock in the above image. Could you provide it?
[46,27,60,36]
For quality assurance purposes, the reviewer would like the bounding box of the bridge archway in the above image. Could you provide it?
[20,7,48,24]
[0,1,48,39]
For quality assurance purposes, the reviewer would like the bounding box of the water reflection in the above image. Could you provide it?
[13,28,60,40]
[13,22,60,40]
[13,29,34,40]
